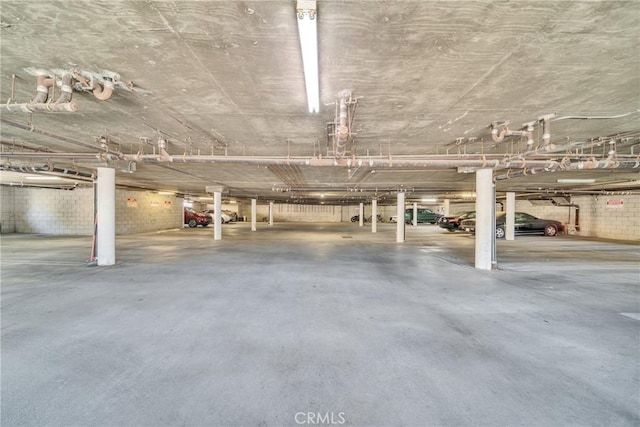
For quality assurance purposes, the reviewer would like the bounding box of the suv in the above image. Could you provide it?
[184,207,211,228]
[404,208,441,224]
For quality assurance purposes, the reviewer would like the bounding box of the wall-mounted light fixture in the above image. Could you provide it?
[296,0,319,113]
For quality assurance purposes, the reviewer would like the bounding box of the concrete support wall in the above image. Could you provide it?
[1,186,181,235]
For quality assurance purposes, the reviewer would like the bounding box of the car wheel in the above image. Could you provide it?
[447,229,456,233]
[202,223,209,227]
[188,219,197,228]
[495,226,505,239]
[544,224,558,236]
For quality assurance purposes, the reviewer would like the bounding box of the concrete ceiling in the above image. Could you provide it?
[1,0,639,204]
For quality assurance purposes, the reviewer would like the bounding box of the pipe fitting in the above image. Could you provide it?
[92,80,114,101]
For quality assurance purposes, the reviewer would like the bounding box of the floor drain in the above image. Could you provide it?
[341,235,353,239]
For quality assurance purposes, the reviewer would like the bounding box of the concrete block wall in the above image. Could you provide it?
[572,195,639,241]
[10,187,94,235]
[1,186,182,235]
[237,203,405,223]
[116,190,182,234]
[0,186,17,233]
[513,201,572,225]
[343,204,400,222]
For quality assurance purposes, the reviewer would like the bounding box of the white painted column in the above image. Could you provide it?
[269,201,274,226]
[96,167,115,266]
[214,191,222,240]
[371,199,377,233]
[359,203,364,227]
[506,192,515,241]
[251,199,257,231]
[475,169,495,270]
[396,192,405,242]
[444,199,450,216]
[412,202,418,226]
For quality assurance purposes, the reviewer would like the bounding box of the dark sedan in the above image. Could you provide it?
[460,212,563,238]
[438,210,475,232]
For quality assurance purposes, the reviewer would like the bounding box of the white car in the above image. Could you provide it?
[389,215,398,223]
[201,210,232,223]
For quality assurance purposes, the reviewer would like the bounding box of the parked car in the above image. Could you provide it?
[222,210,238,222]
[438,210,476,232]
[460,212,564,238]
[202,209,232,223]
[351,214,385,223]
[184,207,211,228]
[404,208,442,224]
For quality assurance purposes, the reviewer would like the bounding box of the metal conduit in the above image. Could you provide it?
[0,118,124,158]
[0,163,95,178]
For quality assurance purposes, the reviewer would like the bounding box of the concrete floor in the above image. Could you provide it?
[1,223,639,426]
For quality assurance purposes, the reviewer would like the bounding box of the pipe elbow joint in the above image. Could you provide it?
[92,81,114,101]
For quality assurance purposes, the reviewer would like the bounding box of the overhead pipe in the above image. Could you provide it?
[1,73,80,112]
[0,118,124,158]
[56,73,74,104]
[3,182,79,191]
[335,93,349,157]
[490,122,533,145]
[1,102,80,113]
[32,74,55,104]
[0,163,94,179]
[3,149,638,171]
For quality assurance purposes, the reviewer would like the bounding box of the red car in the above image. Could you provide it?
[184,207,210,228]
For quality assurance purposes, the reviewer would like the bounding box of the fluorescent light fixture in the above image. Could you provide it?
[25,175,61,180]
[557,179,596,184]
[296,0,319,113]
[421,198,437,203]
[158,191,174,195]
[199,196,214,201]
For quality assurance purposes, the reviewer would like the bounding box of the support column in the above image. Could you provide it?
[371,199,377,233]
[444,199,450,216]
[396,192,405,243]
[475,169,495,270]
[269,201,274,226]
[214,191,222,240]
[359,203,364,227]
[506,192,515,241]
[251,199,257,231]
[96,167,115,266]
[412,202,418,226]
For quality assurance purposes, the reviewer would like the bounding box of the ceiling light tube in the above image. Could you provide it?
[25,175,62,180]
[296,0,319,113]
[557,179,596,184]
